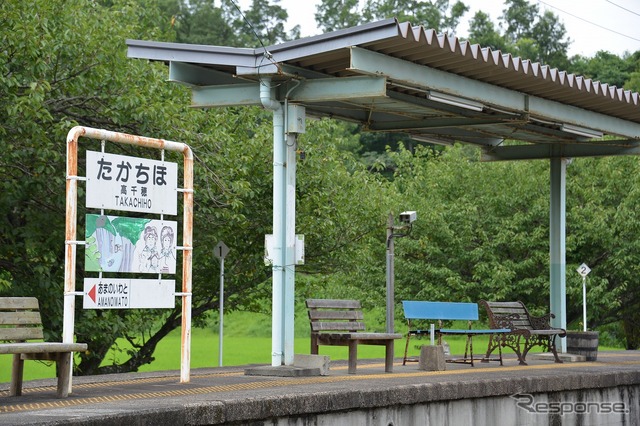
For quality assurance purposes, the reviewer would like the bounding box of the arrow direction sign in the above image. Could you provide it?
[88,284,97,304]
[83,278,175,309]
[213,241,229,260]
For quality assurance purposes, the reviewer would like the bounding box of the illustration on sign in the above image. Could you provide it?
[85,214,177,274]
[86,150,178,215]
[83,278,175,309]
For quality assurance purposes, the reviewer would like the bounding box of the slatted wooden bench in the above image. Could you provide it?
[0,297,88,398]
[401,301,509,366]
[479,300,566,365]
[306,299,402,374]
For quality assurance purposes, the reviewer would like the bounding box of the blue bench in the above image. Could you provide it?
[402,301,509,366]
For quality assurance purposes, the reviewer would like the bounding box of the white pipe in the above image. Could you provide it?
[284,132,297,365]
[260,78,282,112]
[261,78,286,366]
[582,276,587,332]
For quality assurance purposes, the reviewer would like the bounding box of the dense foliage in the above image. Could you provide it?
[1,0,640,378]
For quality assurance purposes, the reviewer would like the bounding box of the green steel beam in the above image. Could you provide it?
[481,141,640,161]
[287,76,387,103]
[236,63,332,80]
[349,47,640,139]
[192,83,261,107]
[169,62,238,86]
[367,116,522,131]
[191,76,388,108]
[350,47,522,109]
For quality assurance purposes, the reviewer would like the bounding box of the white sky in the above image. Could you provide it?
[238,0,640,57]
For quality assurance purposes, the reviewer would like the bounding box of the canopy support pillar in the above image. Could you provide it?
[550,157,568,353]
[262,77,298,366]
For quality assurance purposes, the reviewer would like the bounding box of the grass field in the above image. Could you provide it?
[0,326,480,383]
[0,310,621,383]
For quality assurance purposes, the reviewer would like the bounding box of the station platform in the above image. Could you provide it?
[1,351,639,425]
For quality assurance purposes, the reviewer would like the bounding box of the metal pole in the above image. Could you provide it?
[63,128,79,395]
[260,77,286,367]
[283,132,297,366]
[550,157,567,352]
[219,256,224,366]
[386,213,394,334]
[180,139,194,384]
[582,276,587,332]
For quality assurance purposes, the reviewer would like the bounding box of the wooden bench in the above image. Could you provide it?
[0,297,88,398]
[306,299,402,374]
[479,300,566,365]
[402,301,509,366]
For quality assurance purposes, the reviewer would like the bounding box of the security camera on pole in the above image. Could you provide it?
[386,211,416,334]
[576,263,591,331]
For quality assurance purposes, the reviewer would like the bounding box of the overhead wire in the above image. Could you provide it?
[606,0,640,18]
[229,0,281,80]
[537,0,640,43]
[230,0,272,59]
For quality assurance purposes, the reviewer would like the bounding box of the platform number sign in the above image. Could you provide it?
[214,241,229,260]
[577,263,591,278]
[576,263,591,332]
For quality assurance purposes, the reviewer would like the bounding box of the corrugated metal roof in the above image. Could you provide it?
[263,19,640,123]
[127,18,640,158]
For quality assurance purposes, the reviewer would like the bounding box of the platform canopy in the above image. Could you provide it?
[128,18,640,157]
[127,18,640,361]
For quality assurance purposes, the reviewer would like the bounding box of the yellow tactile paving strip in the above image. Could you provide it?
[2,358,639,414]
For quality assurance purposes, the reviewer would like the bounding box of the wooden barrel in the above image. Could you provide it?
[566,331,599,361]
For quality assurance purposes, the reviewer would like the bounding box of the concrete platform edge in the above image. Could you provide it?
[22,367,640,426]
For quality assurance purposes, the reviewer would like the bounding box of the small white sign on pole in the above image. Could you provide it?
[83,278,175,309]
[86,151,178,215]
[577,263,591,278]
[576,263,591,332]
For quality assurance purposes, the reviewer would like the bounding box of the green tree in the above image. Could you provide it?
[315,0,362,32]
[466,0,570,69]
[623,51,640,91]
[530,11,570,69]
[3,0,639,381]
[570,51,633,89]
[467,11,508,52]
[171,0,296,46]
[0,0,401,373]
[387,145,551,307]
[384,145,639,348]
[565,156,640,348]
[0,0,181,372]
[315,0,468,34]
[500,0,538,45]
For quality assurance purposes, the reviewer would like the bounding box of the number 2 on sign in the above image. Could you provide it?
[577,263,591,277]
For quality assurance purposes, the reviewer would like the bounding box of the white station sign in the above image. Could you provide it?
[86,151,178,215]
[83,278,175,309]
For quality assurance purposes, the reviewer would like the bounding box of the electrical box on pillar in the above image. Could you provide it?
[287,105,305,134]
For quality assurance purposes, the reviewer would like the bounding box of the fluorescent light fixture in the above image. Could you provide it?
[426,91,484,112]
[410,135,455,146]
[560,124,603,139]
